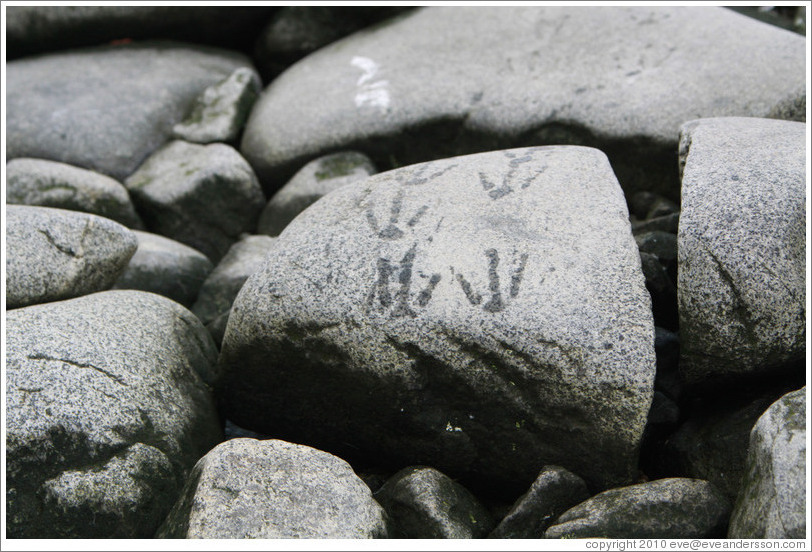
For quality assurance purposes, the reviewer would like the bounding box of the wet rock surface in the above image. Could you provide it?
[3,6,806,540]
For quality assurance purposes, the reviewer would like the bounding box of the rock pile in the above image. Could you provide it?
[4,5,806,541]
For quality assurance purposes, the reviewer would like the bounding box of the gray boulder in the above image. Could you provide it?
[489,465,590,539]
[375,466,494,538]
[5,290,222,538]
[191,234,277,326]
[125,140,266,262]
[661,393,782,500]
[113,231,213,307]
[7,42,253,181]
[157,438,388,538]
[677,117,806,386]
[257,151,376,235]
[218,147,655,492]
[254,6,413,81]
[6,158,144,229]
[728,388,806,539]
[6,205,137,309]
[172,67,261,145]
[241,7,805,199]
[5,6,274,60]
[545,478,731,539]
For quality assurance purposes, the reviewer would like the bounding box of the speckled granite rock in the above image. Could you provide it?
[5,290,222,538]
[125,140,266,262]
[374,466,494,538]
[545,478,731,539]
[219,147,655,492]
[242,7,805,199]
[157,438,388,538]
[6,158,144,229]
[677,117,806,387]
[113,231,213,307]
[7,42,254,180]
[728,388,806,539]
[6,205,137,309]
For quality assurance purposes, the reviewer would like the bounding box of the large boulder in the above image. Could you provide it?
[124,140,266,262]
[545,478,731,539]
[6,158,144,229]
[374,466,494,538]
[157,438,388,538]
[677,117,806,387]
[728,388,806,539]
[5,6,275,60]
[5,291,222,538]
[241,7,805,198]
[112,231,213,308]
[6,205,137,309]
[218,147,655,492]
[7,42,255,181]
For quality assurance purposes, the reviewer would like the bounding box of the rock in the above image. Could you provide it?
[125,141,266,262]
[112,231,213,307]
[191,235,277,326]
[206,310,232,349]
[6,205,137,309]
[253,6,413,81]
[5,290,222,538]
[156,438,388,538]
[374,466,494,538]
[677,118,806,387]
[7,42,254,181]
[6,158,144,229]
[545,478,731,539]
[636,231,677,268]
[241,7,805,199]
[218,147,656,492]
[257,151,376,235]
[488,465,590,538]
[653,327,683,401]
[171,68,261,145]
[646,197,680,219]
[728,388,806,538]
[5,6,275,60]
[661,393,780,500]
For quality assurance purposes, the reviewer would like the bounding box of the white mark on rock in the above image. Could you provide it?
[351,56,390,111]
[445,422,463,432]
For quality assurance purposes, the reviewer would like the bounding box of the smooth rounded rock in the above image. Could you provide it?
[242,7,805,199]
[5,290,222,538]
[6,205,138,309]
[191,234,277,326]
[374,466,494,538]
[677,117,806,386]
[728,388,806,539]
[157,438,388,538]
[257,151,376,235]
[545,478,731,539]
[125,140,266,262]
[6,158,144,229]
[488,465,590,539]
[112,231,213,307]
[219,147,655,492]
[7,42,254,181]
